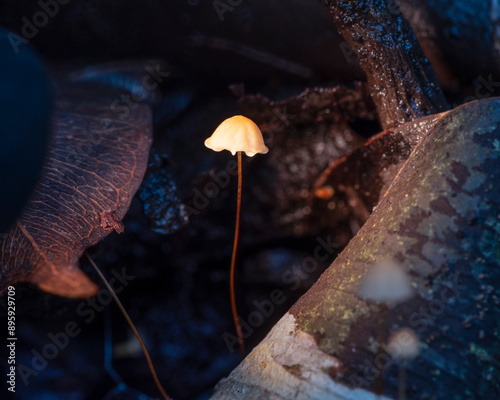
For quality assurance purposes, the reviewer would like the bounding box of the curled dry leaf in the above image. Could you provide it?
[0,84,153,298]
[311,111,449,230]
[235,84,375,241]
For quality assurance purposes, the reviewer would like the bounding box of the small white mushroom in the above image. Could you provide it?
[387,328,421,360]
[205,115,269,356]
[356,260,414,395]
[387,328,420,400]
[356,259,414,304]
[205,115,269,157]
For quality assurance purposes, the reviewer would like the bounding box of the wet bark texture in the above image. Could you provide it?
[322,0,449,129]
[211,99,500,399]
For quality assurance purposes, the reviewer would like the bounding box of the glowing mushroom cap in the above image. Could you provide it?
[356,259,414,304]
[387,328,420,360]
[205,115,269,157]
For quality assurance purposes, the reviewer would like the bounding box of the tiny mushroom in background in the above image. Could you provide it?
[356,259,414,304]
[387,328,421,400]
[387,327,421,360]
[356,259,414,394]
[205,115,269,356]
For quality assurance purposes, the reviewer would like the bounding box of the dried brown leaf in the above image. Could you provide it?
[0,84,153,298]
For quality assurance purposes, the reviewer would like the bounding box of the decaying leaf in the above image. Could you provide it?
[211,98,500,399]
[238,84,376,125]
[0,84,153,298]
[311,111,448,230]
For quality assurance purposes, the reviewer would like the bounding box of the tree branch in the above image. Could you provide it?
[322,0,449,129]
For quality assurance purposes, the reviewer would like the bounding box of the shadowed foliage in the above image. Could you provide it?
[0,84,153,298]
[0,28,51,233]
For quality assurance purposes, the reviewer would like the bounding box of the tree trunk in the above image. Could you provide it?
[211,99,500,399]
[322,0,449,129]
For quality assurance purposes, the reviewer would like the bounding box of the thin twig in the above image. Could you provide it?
[85,252,170,400]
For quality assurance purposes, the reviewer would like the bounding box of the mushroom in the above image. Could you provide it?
[356,259,414,394]
[205,115,269,157]
[356,259,413,304]
[205,115,269,355]
[387,328,420,400]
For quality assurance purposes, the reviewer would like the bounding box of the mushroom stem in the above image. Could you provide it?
[230,151,245,356]
[205,115,267,356]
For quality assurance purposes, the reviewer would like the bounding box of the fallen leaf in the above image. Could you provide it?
[0,28,51,233]
[0,84,153,298]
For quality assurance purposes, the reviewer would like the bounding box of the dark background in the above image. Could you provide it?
[0,1,498,399]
